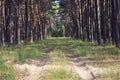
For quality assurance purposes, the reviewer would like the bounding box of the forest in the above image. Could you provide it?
[0,0,120,80]
[0,0,120,47]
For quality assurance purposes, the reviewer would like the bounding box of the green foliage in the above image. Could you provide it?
[52,29,63,37]
[46,0,64,37]
[0,61,15,80]
[52,20,64,37]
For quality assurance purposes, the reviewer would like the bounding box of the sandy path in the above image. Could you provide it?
[15,64,44,80]
[14,54,96,80]
[14,63,73,80]
[14,45,115,80]
[15,57,114,80]
[69,58,96,80]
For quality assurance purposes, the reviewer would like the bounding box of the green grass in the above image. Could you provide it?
[45,68,81,80]
[0,39,57,63]
[1,38,119,62]
[73,44,120,60]
[98,71,120,80]
[47,38,120,60]
[52,60,69,66]
[104,72,120,80]
[0,39,60,79]
[0,37,120,80]
[0,61,15,80]
[50,49,69,66]
[90,63,120,80]
[50,49,66,58]
[54,38,120,60]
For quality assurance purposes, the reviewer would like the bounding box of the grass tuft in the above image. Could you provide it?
[50,49,66,58]
[45,68,81,80]
[0,61,15,80]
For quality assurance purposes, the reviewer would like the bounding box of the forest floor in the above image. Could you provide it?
[0,37,120,80]
[14,45,94,80]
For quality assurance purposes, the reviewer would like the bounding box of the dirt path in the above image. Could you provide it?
[14,45,96,80]
[14,50,52,80]
[70,61,96,80]
[14,45,56,80]
[14,44,117,80]
[14,58,96,80]
[14,56,112,80]
[63,45,96,80]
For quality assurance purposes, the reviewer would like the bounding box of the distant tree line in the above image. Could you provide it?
[59,0,120,47]
[0,0,56,46]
